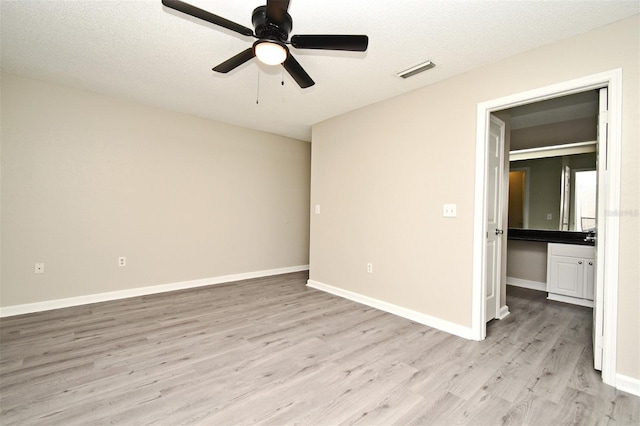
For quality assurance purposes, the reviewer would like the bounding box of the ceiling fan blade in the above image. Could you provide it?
[283,54,314,88]
[162,0,254,37]
[291,35,369,51]
[213,48,255,73]
[265,0,290,25]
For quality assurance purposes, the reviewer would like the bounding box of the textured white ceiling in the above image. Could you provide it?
[1,0,638,141]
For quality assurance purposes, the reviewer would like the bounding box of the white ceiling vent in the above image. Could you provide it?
[397,60,436,79]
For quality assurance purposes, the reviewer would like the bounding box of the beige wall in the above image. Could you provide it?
[310,16,639,379]
[506,241,547,283]
[1,73,310,307]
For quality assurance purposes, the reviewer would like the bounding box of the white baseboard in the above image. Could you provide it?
[616,373,640,397]
[506,277,546,292]
[306,279,475,340]
[547,292,594,308]
[0,265,309,318]
[498,305,510,320]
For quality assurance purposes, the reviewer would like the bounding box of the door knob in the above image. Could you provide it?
[495,229,504,235]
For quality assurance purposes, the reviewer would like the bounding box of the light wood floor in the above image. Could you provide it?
[1,272,638,425]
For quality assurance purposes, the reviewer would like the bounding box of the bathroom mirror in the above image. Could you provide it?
[508,142,597,231]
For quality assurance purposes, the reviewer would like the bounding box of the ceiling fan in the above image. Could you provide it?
[161,0,369,88]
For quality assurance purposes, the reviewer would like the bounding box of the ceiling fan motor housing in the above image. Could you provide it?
[252,6,292,42]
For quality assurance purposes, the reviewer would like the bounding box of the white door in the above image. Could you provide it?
[593,87,608,371]
[485,115,505,322]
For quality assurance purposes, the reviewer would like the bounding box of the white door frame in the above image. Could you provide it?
[471,69,622,387]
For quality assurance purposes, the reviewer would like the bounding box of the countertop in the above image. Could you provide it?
[507,228,595,246]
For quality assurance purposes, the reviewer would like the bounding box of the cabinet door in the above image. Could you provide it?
[584,259,595,300]
[549,255,584,298]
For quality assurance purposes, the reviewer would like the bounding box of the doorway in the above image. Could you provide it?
[500,92,599,341]
[472,69,622,387]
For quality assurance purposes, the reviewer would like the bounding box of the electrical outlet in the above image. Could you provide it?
[34,263,44,274]
[367,263,373,273]
[118,257,126,267]
[443,204,457,218]
[547,213,553,220]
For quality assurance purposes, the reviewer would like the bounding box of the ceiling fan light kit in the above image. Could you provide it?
[397,60,436,79]
[161,0,369,89]
[254,40,288,66]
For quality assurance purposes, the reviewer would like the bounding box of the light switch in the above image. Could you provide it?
[315,204,321,215]
[443,204,457,218]
[547,213,553,220]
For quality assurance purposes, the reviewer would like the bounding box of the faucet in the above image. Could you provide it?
[584,231,596,243]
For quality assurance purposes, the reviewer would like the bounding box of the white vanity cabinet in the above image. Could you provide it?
[546,243,595,307]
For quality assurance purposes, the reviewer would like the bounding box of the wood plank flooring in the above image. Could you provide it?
[1,272,638,425]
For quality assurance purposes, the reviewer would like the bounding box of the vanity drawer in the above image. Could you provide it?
[548,243,595,259]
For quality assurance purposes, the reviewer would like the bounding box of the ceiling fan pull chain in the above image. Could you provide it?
[281,68,285,86]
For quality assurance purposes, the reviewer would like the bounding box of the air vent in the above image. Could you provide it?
[397,60,436,79]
